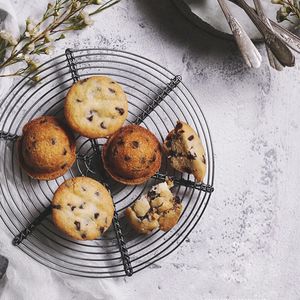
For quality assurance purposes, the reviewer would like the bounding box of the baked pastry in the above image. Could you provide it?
[102,125,162,185]
[163,121,206,182]
[52,177,114,240]
[125,180,182,234]
[64,76,128,138]
[18,116,76,180]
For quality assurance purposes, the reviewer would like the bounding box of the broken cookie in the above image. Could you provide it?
[125,180,182,234]
[162,121,206,182]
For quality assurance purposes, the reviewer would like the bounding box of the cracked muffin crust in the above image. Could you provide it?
[125,180,182,234]
[102,124,162,185]
[18,116,76,180]
[52,177,114,240]
[163,121,206,182]
[64,76,128,138]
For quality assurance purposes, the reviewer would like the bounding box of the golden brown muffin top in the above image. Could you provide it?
[102,125,162,185]
[19,116,76,180]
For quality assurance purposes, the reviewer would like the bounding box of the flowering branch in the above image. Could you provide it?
[271,0,300,23]
[0,0,120,81]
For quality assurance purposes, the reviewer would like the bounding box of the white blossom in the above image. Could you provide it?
[26,42,35,53]
[44,31,52,43]
[80,11,94,26]
[44,46,54,55]
[0,30,18,46]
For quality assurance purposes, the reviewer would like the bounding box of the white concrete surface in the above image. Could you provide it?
[1,0,300,299]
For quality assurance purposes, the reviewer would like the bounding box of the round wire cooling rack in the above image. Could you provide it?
[0,48,215,278]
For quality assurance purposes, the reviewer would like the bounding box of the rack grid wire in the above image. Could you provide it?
[0,48,214,278]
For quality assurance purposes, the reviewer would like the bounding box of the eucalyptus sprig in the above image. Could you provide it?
[0,0,120,81]
[271,0,300,23]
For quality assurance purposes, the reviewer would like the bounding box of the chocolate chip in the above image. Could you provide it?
[115,107,124,115]
[202,154,206,164]
[71,206,76,211]
[52,204,61,209]
[79,204,84,209]
[61,163,67,169]
[175,196,182,204]
[110,81,116,84]
[178,130,185,134]
[108,88,116,94]
[117,139,124,145]
[187,151,197,160]
[188,135,194,141]
[100,227,105,234]
[94,213,99,219]
[165,140,172,148]
[175,122,183,131]
[80,78,88,84]
[95,191,100,196]
[148,190,157,200]
[124,155,131,161]
[100,122,106,129]
[105,217,108,224]
[168,150,177,157]
[140,157,146,164]
[51,138,56,145]
[81,233,87,239]
[76,99,82,103]
[74,221,81,231]
[149,154,156,163]
[131,141,139,149]
[63,148,67,155]
[40,119,47,124]
[82,186,87,191]
[87,115,93,122]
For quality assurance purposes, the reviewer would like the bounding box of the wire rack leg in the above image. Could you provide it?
[134,75,182,125]
[88,139,134,276]
[65,49,133,276]
[12,206,51,245]
[65,48,80,82]
[153,173,214,193]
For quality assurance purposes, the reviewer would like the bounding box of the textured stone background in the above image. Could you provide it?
[0,0,300,299]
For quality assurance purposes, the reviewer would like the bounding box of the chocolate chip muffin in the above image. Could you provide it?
[64,76,128,138]
[125,180,182,234]
[18,116,76,180]
[102,125,162,185]
[162,121,206,182]
[52,177,114,240]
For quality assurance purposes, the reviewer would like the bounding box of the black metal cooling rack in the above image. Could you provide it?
[0,48,214,278]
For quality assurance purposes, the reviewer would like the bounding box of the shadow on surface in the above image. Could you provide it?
[134,0,238,58]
